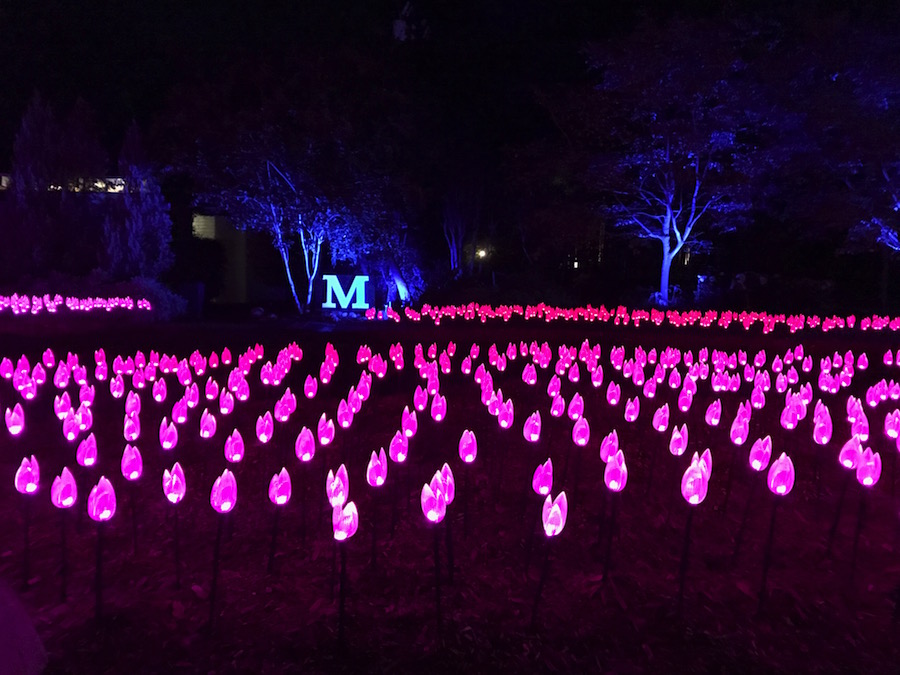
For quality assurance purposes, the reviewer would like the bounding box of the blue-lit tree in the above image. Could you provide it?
[576,16,816,306]
[607,143,726,306]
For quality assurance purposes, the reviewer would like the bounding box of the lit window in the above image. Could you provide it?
[192,215,217,240]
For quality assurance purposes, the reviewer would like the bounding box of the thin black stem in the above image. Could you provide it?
[849,489,868,590]
[267,507,281,575]
[645,445,658,497]
[570,447,583,503]
[319,457,327,528]
[173,507,181,590]
[209,516,224,629]
[22,496,31,589]
[390,472,398,538]
[445,512,455,585]
[434,525,443,641]
[462,469,470,539]
[603,492,618,580]
[530,542,553,631]
[300,473,307,548]
[721,448,737,516]
[757,498,780,615]
[370,490,379,570]
[95,522,104,624]
[597,489,608,547]
[524,507,538,574]
[676,507,695,619]
[338,543,348,649]
[60,509,68,602]
[405,460,411,513]
[130,488,139,556]
[826,471,852,557]
[331,539,337,601]
[732,474,759,564]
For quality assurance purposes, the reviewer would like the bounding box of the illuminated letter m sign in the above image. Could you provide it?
[322,275,370,310]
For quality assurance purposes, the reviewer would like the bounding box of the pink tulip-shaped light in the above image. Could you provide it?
[567,392,584,421]
[600,429,619,463]
[572,416,590,447]
[163,462,186,504]
[199,409,217,439]
[652,403,670,432]
[366,448,388,487]
[333,501,359,541]
[766,452,795,495]
[669,423,689,457]
[432,464,454,505]
[839,435,863,469]
[304,374,318,399]
[152,378,167,403]
[421,479,447,524]
[159,417,178,450]
[5,403,24,435]
[401,406,418,438]
[624,396,640,422]
[532,458,553,496]
[294,426,315,462]
[749,436,772,471]
[729,412,749,445]
[51,467,77,508]
[856,448,882,487]
[318,414,335,446]
[705,399,722,426]
[123,412,141,442]
[541,491,568,536]
[77,433,98,467]
[431,394,447,422]
[87,477,116,522]
[606,382,621,406]
[550,393,565,418]
[219,388,234,415]
[224,428,244,463]
[269,468,292,505]
[121,444,143,481]
[498,399,514,429]
[389,430,408,463]
[210,468,237,513]
[326,464,349,508]
[681,452,710,505]
[604,449,628,492]
[413,385,428,412]
[336,398,353,429]
[523,410,542,443]
[256,411,274,443]
[14,455,39,494]
[458,429,477,463]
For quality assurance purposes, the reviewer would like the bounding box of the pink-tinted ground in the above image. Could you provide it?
[0,317,898,674]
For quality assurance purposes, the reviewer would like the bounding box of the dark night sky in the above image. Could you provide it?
[0,0,767,161]
[2,0,899,186]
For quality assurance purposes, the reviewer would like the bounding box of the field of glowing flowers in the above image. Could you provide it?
[1,312,899,674]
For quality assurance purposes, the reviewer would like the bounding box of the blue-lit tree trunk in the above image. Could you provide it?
[267,204,303,314]
[299,224,323,310]
[624,158,713,308]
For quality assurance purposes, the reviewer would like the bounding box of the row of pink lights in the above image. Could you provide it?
[366,302,900,334]
[0,293,152,315]
[4,331,898,544]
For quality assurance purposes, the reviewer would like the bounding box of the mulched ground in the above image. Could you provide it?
[0,315,899,674]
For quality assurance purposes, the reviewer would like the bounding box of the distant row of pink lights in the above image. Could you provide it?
[0,293,152,315]
[367,302,900,334]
